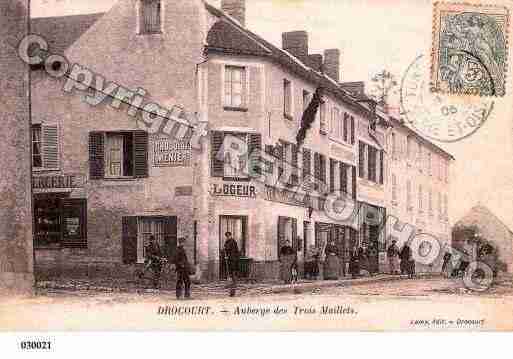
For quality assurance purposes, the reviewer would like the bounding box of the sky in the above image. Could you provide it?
[31,0,513,230]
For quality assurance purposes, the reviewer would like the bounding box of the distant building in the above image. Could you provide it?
[384,116,454,272]
[454,205,513,274]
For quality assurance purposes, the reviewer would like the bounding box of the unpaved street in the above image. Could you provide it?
[1,278,512,331]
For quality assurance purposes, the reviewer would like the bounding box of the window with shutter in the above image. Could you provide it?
[211,131,224,178]
[133,131,149,178]
[225,66,247,109]
[351,166,357,200]
[319,154,326,183]
[379,150,384,184]
[248,133,262,177]
[340,162,347,194]
[302,148,311,180]
[368,146,377,182]
[350,116,355,144]
[163,216,177,262]
[89,132,105,180]
[140,0,161,34]
[291,143,299,185]
[314,153,320,191]
[329,159,336,193]
[122,216,138,264]
[283,79,292,118]
[31,124,43,168]
[343,113,349,142]
[292,218,298,252]
[359,142,366,178]
[42,124,59,170]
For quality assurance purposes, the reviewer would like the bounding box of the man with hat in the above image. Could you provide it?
[387,239,400,275]
[175,237,191,299]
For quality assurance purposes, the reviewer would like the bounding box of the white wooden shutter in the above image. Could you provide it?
[42,124,59,170]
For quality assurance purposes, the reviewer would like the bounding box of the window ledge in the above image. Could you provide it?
[329,136,353,148]
[222,177,251,182]
[138,31,163,36]
[34,245,62,250]
[224,106,248,112]
[33,167,60,172]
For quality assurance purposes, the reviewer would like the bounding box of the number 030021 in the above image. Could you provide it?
[20,341,52,350]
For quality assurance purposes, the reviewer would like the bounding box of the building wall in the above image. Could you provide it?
[0,0,35,294]
[385,123,452,272]
[32,0,212,279]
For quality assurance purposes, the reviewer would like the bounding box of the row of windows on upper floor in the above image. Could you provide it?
[224,65,358,147]
[211,131,383,191]
[389,132,449,183]
[31,125,383,189]
[390,172,449,222]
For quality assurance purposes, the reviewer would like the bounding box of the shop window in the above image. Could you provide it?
[34,195,87,248]
[89,131,148,180]
[140,0,162,34]
[220,216,247,257]
[122,216,177,265]
[224,65,247,109]
[31,124,59,170]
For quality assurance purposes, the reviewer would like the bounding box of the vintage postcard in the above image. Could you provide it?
[1,0,513,338]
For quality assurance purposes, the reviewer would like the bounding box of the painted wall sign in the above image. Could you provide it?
[153,139,191,167]
[175,186,193,197]
[264,185,309,207]
[32,174,84,192]
[210,183,257,198]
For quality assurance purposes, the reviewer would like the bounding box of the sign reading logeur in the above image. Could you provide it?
[210,183,257,198]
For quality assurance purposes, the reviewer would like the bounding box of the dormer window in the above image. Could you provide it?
[140,0,161,34]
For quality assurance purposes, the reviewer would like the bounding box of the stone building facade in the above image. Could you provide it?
[384,116,454,272]
[28,0,420,282]
[0,0,35,294]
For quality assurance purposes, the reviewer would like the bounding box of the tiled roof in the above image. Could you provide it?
[31,13,104,54]
[204,2,378,121]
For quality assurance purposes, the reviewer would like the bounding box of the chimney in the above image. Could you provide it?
[221,0,246,27]
[307,54,323,72]
[282,31,309,62]
[324,49,340,82]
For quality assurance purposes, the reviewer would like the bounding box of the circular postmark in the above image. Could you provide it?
[400,55,494,142]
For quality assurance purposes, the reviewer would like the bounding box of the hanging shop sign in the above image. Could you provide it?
[210,183,257,198]
[153,139,191,167]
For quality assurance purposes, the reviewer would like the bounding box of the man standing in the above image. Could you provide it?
[387,240,400,274]
[224,231,240,297]
[175,237,191,299]
[145,235,163,289]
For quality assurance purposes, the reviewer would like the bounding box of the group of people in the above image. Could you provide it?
[141,231,241,299]
[386,240,416,278]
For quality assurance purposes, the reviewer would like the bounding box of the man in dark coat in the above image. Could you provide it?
[387,240,400,274]
[400,243,413,278]
[145,235,163,288]
[174,237,191,299]
[224,231,240,297]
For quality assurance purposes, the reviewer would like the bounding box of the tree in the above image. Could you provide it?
[370,70,398,107]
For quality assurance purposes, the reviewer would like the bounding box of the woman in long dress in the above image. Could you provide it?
[324,239,340,280]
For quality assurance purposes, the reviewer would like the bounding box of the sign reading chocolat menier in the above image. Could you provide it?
[153,139,191,167]
[33,175,84,190]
